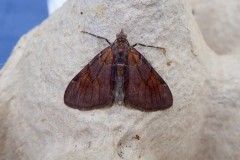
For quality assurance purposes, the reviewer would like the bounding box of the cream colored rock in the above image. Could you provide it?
[0,0,239,160]
[189,0,240,54]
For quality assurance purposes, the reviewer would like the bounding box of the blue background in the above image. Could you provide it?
[0,0,48,68]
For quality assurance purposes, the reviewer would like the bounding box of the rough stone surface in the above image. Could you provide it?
[189,0,240,54]
[0,0,239,160]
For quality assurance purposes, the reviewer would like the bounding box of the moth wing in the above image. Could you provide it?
[64,47,114,110]
[124,48,173,111]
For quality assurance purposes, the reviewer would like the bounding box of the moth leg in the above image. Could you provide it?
[132,43,166,55]
[81,31,111,45]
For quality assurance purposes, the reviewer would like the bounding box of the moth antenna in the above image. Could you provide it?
[81,31,111,45]
[132,43,166,56]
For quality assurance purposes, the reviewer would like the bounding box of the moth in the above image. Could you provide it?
[64,30,173,111]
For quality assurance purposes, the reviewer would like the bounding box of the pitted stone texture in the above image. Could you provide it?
[190,0,240,54]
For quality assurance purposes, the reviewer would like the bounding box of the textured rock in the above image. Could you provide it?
[0,0,239,160]
[189,0,240,54]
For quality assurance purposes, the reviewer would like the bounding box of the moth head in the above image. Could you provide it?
[116,29,127,39]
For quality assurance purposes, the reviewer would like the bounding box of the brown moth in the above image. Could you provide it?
[64,30,173,111]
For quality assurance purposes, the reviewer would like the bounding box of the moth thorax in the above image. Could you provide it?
[115,63,125,102]
[118,43,126,52]
[118,51,124,57]
[117,64,125,76]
